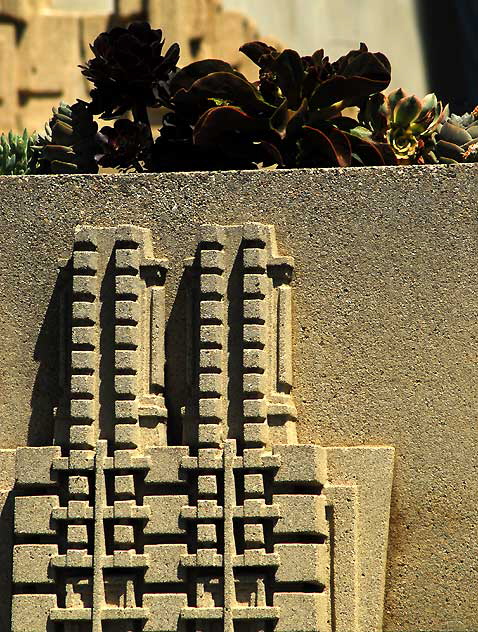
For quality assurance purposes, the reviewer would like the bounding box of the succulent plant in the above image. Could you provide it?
[36,101,100,174]
[96,118,152,170]
[4,21,450,175]
[436,108,478,163]
[240,41,396,167]
[154,59,282,170]
[0,129,39,175]
[154,43,395,171]
[81,21,180,120]
[360,89,448,164]
[240,41,392,113]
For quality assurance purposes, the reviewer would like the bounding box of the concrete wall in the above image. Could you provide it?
[0,164,477,630]
[224,0,428,95]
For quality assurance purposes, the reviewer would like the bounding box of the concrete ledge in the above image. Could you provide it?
[1,164,478,630]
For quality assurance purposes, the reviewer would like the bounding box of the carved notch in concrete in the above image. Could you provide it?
[11,223,394,632]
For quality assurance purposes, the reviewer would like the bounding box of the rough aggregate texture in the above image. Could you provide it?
[0,164,477,630]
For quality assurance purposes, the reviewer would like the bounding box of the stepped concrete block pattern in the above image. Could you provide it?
[1,164,477,629]
[1,217,393,631]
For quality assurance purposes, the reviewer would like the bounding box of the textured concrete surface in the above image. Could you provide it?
[0,164,477,630]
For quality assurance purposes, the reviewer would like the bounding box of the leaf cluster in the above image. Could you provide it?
[0,130,39,175]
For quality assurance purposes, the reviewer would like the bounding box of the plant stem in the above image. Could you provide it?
[132,103,154,170]
[132,103,153,143]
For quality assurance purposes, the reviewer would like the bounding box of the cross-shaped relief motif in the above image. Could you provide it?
[11,223,394,632]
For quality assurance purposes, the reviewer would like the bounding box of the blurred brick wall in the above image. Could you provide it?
[0,0,273,133]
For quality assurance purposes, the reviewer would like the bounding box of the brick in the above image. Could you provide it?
[11,594,57,632]
[275,543,328,585]
[197,475,217,498]
[274,495,328,536]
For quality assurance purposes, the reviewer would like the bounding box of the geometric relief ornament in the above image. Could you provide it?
[11,223,394,632]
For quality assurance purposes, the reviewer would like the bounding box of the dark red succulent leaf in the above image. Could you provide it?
[347,134,397,166]
[170,59,245,96]
[193,106,278,145]
[309,58,391,110]
[332,43,390,78]
[240,41,289,106]
[270,49,304,110]
[81,21,180,118]
[358,93,390,141]
[239,41,279,67]
[193,106,283,168]
[374,142,398,165]
[240,46,304,108]
[331,115,397,166]
[298,125,352,168]
[173,72,276,123]
[270,98,291,135]
[241,39,391,117]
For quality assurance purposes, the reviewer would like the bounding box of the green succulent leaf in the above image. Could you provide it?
[0,128,39,175]
[35,100,100,174]
[393,95,422,127]
[388,88,406,112]
[439,122,471,146]
[467,124,478,139]
[420,93,438,116]
[436,139,464,163]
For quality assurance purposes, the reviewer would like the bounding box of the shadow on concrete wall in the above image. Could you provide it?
[0,492,14,629]
[165,267,192,447]
[27,270,67,447]
[418,0,478,113]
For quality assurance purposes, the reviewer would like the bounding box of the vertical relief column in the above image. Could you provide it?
[242,223,297,449]
[264,227,297,446]
[242,224,271,450]
[21,226,169,632]
[114,233,142,453]
[70,228,101,450]
[114,226,169,452]
[196,225,228,449]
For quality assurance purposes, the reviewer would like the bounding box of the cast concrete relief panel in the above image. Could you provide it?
[7,222,393,631]
[1,165,478,630]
